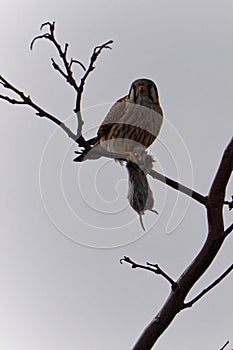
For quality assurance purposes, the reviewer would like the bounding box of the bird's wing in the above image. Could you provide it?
[97,96,128,139]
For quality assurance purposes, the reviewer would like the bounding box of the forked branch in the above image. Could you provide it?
[120,256,177,290]
[129,137,233,350]
[30,21,113,139]
[1,21,112,150]
[182,264,233,309]
[1,22,232,350]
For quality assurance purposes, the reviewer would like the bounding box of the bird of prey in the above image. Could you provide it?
[74,78,163,229]
[74,78,163,161]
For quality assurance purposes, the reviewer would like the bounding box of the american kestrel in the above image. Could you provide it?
[74,78,163,230]
[74,78,163,161]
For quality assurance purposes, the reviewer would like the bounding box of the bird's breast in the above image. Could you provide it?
[99,102,163,153]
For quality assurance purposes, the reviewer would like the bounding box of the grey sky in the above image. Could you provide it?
[0,0,232,349]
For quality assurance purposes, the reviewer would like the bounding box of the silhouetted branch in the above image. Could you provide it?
[149,169,207,205]
[224,196,233,211]
[120,256,176,290]
[75,39,113,114]
[1,22,112,151]
[30,21,113,142]
[30,21,79,92]
[69,59,86,71]
[219,341,230,350]
[182,264,233,309]
[1,23,232,349]
[0,94,26,105]
[74,146,207,206]
[74,39,113,141]
[0,75,77,142]
[130,137,233,350]
[223,223,233,238]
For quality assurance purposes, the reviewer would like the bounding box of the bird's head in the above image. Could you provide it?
[128,78,159,105]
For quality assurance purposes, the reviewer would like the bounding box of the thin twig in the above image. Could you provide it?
[223,223,233,238]
[69,59,86,71]
[73,144,207,206]
[30,21,113,145]
[182,264,233,309]
[120,256,177,290]
[0,95,26,104]
[0,75,77,142]
[30,21,79,92]
[75,39,113,139]
[219,340,229,350]
[75,39,113,113]
[30,21,84,140]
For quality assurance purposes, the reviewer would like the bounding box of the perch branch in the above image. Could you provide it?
[120,256,176,290]
[149,169,207,205]
[182,264,233,309]
[74,146,207,205]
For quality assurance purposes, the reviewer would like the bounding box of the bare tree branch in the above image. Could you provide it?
[69,59,86,71]
[0,94,26,105]
[1,22,112,152]
[30,21,79,93]
[74,39,113,140]
[223,223,233,238]
[219,341,230,350]
[75,39,113,113]
[0,75,77,142]
[130,137,233,350]
[30,21,113,144]
[74,146,207,206]
[224,196,233,211]
[1,23,232,349]
[120,256,177,290]
[149,169,207,205]
[182,264,233,309]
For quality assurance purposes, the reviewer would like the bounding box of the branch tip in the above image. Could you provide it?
[69,59,86,71]
[219,340,230,350]
[183,264,233,309]
[40,21,55,32]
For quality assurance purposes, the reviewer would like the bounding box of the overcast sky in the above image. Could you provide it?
[0,1,232,349]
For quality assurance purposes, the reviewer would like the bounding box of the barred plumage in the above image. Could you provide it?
[73,78,163,230]
[74,78,163,162]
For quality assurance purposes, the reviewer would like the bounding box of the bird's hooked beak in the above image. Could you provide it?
[136,84,147,96]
